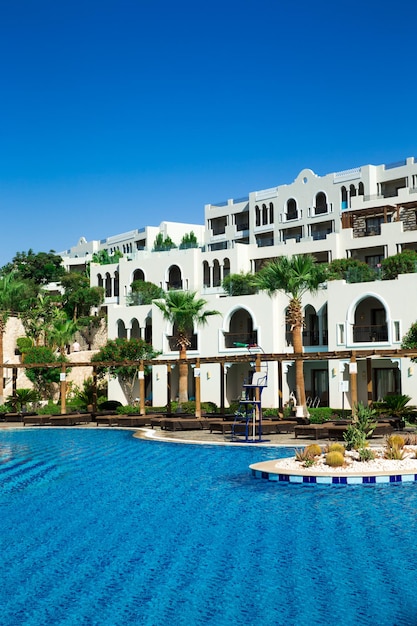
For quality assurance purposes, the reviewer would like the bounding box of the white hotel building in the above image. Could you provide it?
[60,156,417,409]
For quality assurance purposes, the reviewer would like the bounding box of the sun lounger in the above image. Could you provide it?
[116,416,151,427]
[23,414,52,426]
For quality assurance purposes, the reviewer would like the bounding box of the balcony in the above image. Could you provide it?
[352,325,388,343]
[224,331,258,349]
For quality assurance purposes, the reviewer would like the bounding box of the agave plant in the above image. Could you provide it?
[7,388,39,412]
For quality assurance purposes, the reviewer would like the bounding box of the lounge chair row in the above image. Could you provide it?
[23,413,93,426]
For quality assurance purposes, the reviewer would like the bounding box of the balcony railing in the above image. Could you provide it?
[224,331,258,349]
[353,325,388,343]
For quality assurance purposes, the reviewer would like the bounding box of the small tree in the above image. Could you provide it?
[380,250,417,280]
[127,280,165,306]
[153,233,177,251]
[91,338,159,404]
[155,291,220,403]
[401,321,417,361]
[60,272,104,320]
[222,272,258,296]
[92,249,123,264]
[179,231,198,249]
[24,346,66,400]
[327,258,376,283]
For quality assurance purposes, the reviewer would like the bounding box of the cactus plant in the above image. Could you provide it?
[325,451,345,467]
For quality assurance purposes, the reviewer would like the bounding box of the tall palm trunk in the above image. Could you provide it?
[178,343,188,404]
[288,297,306,412]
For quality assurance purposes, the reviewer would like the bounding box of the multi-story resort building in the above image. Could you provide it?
[60,156,417,410]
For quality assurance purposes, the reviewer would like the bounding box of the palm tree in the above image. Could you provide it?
[48,316,78,357]
[155,291,220,403]
[256,255,326,415]
[0,272,32,403]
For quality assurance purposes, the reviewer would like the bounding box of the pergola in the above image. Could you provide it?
[6,347,417,416]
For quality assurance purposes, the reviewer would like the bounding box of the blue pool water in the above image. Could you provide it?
[0,429,416,626]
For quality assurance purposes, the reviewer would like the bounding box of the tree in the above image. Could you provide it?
[0,272,34,402]
[91,338,159,404]
[401,321,417,363]
[155,291,220,403]
[24,345,65,400]
[179,231,198,249]
[3,249,65,285]
[326,258,376,283]
[222,272,258,296]
[47,315,78,356]
[256,255,326,414]
[127,280,165,306]
[20,292,60,346]
[91,249,123,265]
[153,233,177,251]
[380,250,417,280]
[60,272,104,320]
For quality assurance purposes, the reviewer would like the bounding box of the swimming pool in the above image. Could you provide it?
[0,429,416,626]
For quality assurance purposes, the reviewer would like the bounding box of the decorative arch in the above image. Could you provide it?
[130,318,141,340]
[213,259,221,287]
[223,306,258,349]
[358,182,365,196]
[303,304,319,346]
[223,258,230,279]
[315,192,327,215]
[287,198,297,220]
[347,293,389,344]
[114,271,120,298]
[133,268,145,283]
[105,272,112,298]
[262,203,268,225]
[255,205,261,227]
[341,186,348,209]
[117,319,128,339]
[203,261,210,288]
[269,202,274,223]
[145,315,152,344]
[97,273,103,289]
[167,265,182,290]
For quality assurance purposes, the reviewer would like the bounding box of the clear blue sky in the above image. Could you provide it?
[0,0,415,265]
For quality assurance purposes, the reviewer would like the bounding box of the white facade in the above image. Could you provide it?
[60,156,417,409]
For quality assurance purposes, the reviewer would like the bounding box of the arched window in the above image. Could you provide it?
[223,258,230,279]
[225,308,257,348]
[315,192,327,215]
[114,271,120,298]
[167,265,182,290]
[269,202,274,224]
[353,296,388,343]
[255,205,261,227]
[303,305,319,346]
[203,261,210,288]
[341,186,348,209]
[105,273,112,298]
[97,273,103,289]
[117,320,127,339]
[262,204,268,225]
[358,182,364,196]
[133,268,145,282]
[130,318,141,339]
[287,198,297,220]
[213,259,221,287]
[350,184,357,198]
[145,316,152,344]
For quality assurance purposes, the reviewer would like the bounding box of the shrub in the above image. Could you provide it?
[325,451,345,467]
[380,249,417,280]
[308,407,334,424]
[344,403,377,450]
[295,447,316,463]
[117,405,139,414]
[305,444,322,457]
[386,434,405,449]
[384,444,405,460]
[326,442,345,455]
[358,447,376,462]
